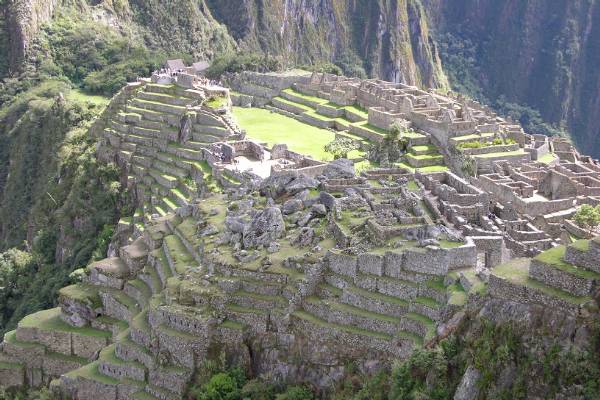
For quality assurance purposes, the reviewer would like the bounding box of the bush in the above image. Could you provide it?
[190,368,246,400]
[275,386,314,400]
[82,53,164,95]
[241,379,276,400]
[299,62,343,76]
[324,137,357,159]
[573,204,600,232]
[192,372,242,400]
[206,52,283,79]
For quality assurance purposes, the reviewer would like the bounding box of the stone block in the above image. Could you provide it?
[72,334,109,359]
[328,251,357,278]
[358,253,384,276]
[384,251,404,278]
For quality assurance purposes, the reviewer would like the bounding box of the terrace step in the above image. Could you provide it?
[124,279,153,306]
[405,153,445,168]
[281,88,327,109]
[145,383,180,400]
[97,344,146,383]
[193,124,231,137]
[409,145,438,156]
[139,261,162,294]
[303,297,401,336]
[100,289,141,323]
[490,258,593,314]
[340,286,409,318]
[133,390,160,400]
[224,304,268,333]
[271,96,312,115]
[163,235,196,276]
[401,312,435,340]
[564,239,600,273]
[131,99,187,116]
[138,91,195,107]
[115,330,156,370]
[530,245,600,297]
[119,238,149,274]
[230,291,288,310]
[291,310,393,341]
[148,169,179,190]
[153,160,188,179]
[126,105,165,122]
[153,248,173,286]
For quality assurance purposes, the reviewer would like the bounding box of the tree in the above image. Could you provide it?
[241,379,276,400]
[386,122,409,152]
[324,137,357,159]
[275,386,314,400]
[573,205,600,233]
[192,372,241,400]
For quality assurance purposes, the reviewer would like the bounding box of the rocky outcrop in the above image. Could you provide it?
[6,0,60,72]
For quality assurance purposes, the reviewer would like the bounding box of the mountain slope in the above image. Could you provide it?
[431,0,600,155]
[206,0,448,87]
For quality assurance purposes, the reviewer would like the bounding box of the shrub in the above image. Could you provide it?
[206,52,283,79]
[324,137,357,159]
[573,204,600,232]
[457,141,483,149]
[275,386,314,400]
[192,372,242,400]
[241,379,276,400]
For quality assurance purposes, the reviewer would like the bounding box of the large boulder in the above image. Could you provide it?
[283,199,304,215]
[454,365,481,400]
[243,207,286,248]
[323,159,355,179]
[259,174,295,198]
[285,175,319,195]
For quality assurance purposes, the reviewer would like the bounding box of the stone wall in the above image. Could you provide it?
[529,260,594,297]
[488,275,581,315]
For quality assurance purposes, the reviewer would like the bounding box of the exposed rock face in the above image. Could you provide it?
[6,0,60,71]
[206,0,448,87]
[454,365,481,400]
[322,159,355,179]
[242,207,285,248]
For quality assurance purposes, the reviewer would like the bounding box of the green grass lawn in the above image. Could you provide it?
[538,152,559,164]
[396,162,449,173]
[234,107,338,161]
[474,149,527,159]
[67,88,110,107]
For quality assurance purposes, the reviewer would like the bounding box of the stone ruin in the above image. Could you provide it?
[0,69,599,399]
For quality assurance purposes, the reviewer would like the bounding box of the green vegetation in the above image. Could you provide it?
[573,204,600,233]
[457,137,516,149]
[494,258,591,305]
[41,17,165,95]
[324,137,358,159]
[534,245,600,279]
[206,52,283,80]
[233,107,336,160]
[438,32,571,140]
[538,152,559,164]
[189,364,314,400]
[205,95,228,109]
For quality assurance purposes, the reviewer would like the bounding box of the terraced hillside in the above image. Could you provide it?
[490,239,600,314]
[94,81,245,223]
[230,72,449,173]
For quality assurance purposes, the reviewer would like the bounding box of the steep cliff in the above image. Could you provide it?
[206,0,448,88]
[431,0,600,156]
[5,0,60,72]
